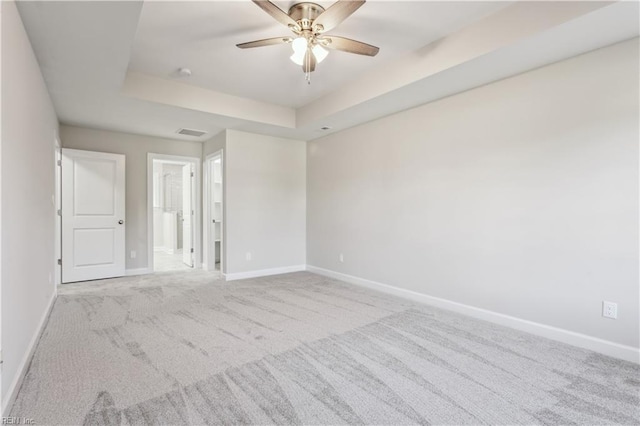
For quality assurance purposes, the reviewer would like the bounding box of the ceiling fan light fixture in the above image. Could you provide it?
[290,52,304,66]
[312,44,328,63]
[290,36,308,65]
[291,37,307,53]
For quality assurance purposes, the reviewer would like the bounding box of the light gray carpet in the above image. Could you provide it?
[10,270,640,425]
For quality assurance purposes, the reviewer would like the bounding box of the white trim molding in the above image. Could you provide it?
[2,291,57,414]
[125,268,153,277]
[203,150,225,275]
[306,265,640,364]
[224,265,306,281]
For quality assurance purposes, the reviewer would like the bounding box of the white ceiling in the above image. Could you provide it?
[129,1,510,108]
[15,1,640,143]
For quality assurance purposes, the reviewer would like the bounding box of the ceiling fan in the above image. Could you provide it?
[237,0,379,81]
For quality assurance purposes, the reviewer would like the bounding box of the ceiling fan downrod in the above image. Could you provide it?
[288,2,325,30]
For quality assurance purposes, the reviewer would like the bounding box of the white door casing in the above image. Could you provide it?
[212,155,223,271]
[182,163,193,267]
[210,159,217,269]
[55,144,62,285]
[147,153,201,272]
[62,149,125,283]
[203,151,224,273]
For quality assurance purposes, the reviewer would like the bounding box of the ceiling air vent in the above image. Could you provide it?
[177,128,207,137]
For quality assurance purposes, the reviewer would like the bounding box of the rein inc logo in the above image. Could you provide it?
[2,418,34,425]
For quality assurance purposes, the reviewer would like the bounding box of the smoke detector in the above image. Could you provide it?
[177,67,192,77]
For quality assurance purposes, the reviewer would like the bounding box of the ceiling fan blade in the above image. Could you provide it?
[302,49,317,73]
[313,0,365,33]
[236,37,292,49]
[252,0,300,31]
[321,36,379,56]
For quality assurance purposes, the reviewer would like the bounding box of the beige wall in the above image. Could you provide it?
[60,125,202,271]
[60,126,307,276]
[1,0,59,411]
[203,130,226,158]
[307,39,639,348]
[226,130,306,274]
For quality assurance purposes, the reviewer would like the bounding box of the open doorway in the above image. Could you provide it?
[148,154,200,272]
[204,151,223,272]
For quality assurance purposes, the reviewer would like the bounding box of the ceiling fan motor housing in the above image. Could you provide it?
[288,2,325,30]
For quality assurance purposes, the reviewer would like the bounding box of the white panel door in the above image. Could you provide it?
[182,164,193,267]
[62,149,125,283]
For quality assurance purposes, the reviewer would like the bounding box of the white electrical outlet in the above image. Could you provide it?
[339,253,344,263]
[130,250,136,259]
[602,301,618,319]
[246,252,252,261]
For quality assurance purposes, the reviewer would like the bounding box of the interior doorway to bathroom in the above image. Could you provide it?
[150,157,196,272]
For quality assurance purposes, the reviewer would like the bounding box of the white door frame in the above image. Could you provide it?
[181,163,194,267]
[53,138,62,287]
[203,150,224,273]
[54,139,62,286]
[147,153,202,272]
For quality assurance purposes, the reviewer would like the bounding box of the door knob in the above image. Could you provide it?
[118,220,124,224]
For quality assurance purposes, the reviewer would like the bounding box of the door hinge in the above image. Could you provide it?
[0,349,3,365]
[192,210,194,215]
[57,259,62,266]
[57,209,61,216]
[57,160,62,166]
[190,248,194,253]
[190,172,194,178]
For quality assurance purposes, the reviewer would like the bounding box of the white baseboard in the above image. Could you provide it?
[225,265,306,281]
[306,265,640,364]
[125,268,152,276]
[2,291,57,415]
